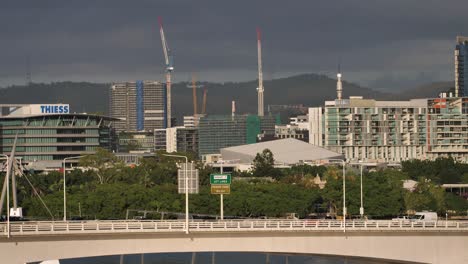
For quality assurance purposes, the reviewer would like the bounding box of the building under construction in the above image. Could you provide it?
[109,81,167,133]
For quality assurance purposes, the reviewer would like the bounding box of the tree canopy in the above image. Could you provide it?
[4,154,467,220]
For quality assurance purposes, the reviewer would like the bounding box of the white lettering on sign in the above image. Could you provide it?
[213,175,228,180]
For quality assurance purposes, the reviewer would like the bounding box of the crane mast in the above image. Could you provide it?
[257,27,264,116]
[192,74,198,117]
[202,88,208,115]
[158,17,173,128]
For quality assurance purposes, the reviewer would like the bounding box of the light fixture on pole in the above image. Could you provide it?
[162,154,189,234]
[326,158,346,232]
[63,155,87,221]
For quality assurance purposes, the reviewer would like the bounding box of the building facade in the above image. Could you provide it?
[198,115,276,157]
[275,125,309,142]
[154,129,167,151]
[154,126,198,156]
[110,81,167,133]
[455,36,468,97]
[198,115,247,157]
[117,131,154,153]
[426,97,468,160]
[0,104,116,167]
[309,96,468,163]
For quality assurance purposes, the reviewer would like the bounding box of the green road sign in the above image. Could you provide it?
[210,174,231,185]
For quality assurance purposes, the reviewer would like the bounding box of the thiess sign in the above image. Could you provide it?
[30,104,70,115]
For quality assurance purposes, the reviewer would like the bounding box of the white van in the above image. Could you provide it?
[410,211,438,221]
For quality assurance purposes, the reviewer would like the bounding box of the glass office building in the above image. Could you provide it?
[198,115,276,157]
[0,104,117,167]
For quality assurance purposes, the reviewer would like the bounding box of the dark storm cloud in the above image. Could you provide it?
[0,0,467,88]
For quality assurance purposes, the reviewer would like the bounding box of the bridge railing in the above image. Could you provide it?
[1,219,467,236]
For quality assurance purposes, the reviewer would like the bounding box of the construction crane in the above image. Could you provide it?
[191,74,198,116]
[201,88,208,115]
[186,75,205,115]
[256,27,264,116]
[158,17,174,128]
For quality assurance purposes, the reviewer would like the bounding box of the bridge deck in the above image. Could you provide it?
[1,219,468,236]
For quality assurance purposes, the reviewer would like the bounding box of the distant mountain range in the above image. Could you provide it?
[0,74,453,121]
[395,81,454,100]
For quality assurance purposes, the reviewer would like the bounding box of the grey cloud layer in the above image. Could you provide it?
[0,0,466,88]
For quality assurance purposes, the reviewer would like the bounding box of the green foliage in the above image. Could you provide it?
[222,182,321,218]
[404,179,446,214]
[445,193,468,213]
[321,168,406,217]
[402,157,468,184]
[79,148,124,184]
[13,158,468,220]
[252,149,275,177]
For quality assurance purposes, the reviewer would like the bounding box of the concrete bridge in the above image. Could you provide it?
[1,219,467,264]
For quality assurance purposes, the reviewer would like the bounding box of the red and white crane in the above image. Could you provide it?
[256,27,264,116]
[158,17,174,128]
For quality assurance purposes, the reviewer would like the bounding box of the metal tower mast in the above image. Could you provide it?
[256,27,264,116]
[336,63,343,100]
[158,17,174,128]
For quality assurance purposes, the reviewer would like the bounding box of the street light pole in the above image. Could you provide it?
[359,161,364,218]
[220,163,224,220]
[63,155,87,221]
[163,154,189,234]
[0,154,10,238]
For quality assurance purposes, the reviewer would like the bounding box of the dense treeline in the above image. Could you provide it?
[6,150,468,220]
[401,157,468,184]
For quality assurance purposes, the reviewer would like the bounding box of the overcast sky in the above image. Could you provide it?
[0,0,466,90]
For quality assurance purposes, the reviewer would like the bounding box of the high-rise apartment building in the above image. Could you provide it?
[427,97,468,160]
[110,81,167,133]
[309,96,468,163]
[455,36,468,97]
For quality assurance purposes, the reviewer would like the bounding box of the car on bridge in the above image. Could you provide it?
[409,212,438,221]
[392,216,410,222]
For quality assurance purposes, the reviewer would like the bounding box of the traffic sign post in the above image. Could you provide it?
[210,169,232,220]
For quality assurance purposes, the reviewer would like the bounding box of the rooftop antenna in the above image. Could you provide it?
[336,58,343,100]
